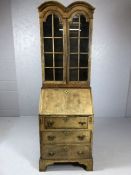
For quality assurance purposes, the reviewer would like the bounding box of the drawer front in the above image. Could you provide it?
[41,144,90,159]
[41,129,91,144]
[44,116,88,129]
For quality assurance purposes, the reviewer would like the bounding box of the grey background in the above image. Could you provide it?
[0,0,19,116]
[0,0,131,117]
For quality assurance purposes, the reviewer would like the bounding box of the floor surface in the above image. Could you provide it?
[0,116,131,175]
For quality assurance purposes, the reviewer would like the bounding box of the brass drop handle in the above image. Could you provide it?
[77,135,85,141]
[47,120,54,128]
[77,151,84,155]
[48,151,55,156]
[78,121,86,126]
[48,135,56,141]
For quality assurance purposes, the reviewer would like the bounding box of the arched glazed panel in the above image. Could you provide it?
[42,13,64,81]
[68,14,89,82]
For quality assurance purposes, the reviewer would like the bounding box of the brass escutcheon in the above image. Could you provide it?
[63,131,71,136]
[64,90,69,94]
[63,146,68,152]
[63,117,69,122]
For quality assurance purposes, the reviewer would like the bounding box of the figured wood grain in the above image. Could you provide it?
[44,116,88,129]
[39,88,93,115]
[41,129,91,144]
[41,144,91,159]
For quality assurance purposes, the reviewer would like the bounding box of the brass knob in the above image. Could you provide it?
[48,151,55,156]
[47,135,56,141]
[77,135,85,141]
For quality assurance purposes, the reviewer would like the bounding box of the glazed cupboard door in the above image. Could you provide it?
[39,1,94,87]
[40,12,66,84]
[67,13,91,85]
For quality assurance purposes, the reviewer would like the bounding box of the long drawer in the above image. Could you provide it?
[40,116,91,129]
[41,129,91,144]
[41,144,91,159]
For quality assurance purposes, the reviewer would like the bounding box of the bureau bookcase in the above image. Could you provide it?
[38,1,95,171]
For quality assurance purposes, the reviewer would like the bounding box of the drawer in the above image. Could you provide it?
[41,144,90,159]
[44,116,88,129]
[41,129,91,144]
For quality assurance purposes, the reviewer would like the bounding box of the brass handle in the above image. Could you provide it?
[47,135,56,141]
[77,135,85,141]
[48,151,55,156]
[77,151,84,155]
[47,120,54,128]
[78,121,86,126]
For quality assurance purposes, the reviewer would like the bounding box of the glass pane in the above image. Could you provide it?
[45,54,53,67]
[72,15,79,22]
[70,39,78,52]
[70,29,78,37]
[80,54,88,67]
[54,15,63,37]
[69,69,78,81]
[79,69,88,81]
[45,68,53,80]
[70,54,78,67]
[80,39,88,52]
[43,14,52,37]
[55,54,63,67]
[44,38,52,52]
[80,15,89,37]
[69,15,79,37]
[55,68,63,81]
[54,39,63,52]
